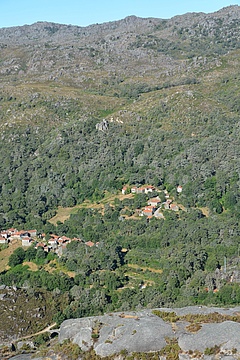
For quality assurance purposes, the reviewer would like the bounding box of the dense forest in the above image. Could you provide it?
[0,5,240,342]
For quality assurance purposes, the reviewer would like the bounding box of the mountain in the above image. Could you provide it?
[0,5,239,228]
[1,6,240,83]
[0,6,240,357]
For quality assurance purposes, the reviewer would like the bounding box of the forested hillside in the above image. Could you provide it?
[0,5,240,347]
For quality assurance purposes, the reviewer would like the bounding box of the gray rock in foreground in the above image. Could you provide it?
[59,307,240,358]
[179,321,240,353]
[59,310,172,357]
[8,355,42,360]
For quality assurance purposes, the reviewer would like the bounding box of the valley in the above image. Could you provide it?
[0,5,240,358]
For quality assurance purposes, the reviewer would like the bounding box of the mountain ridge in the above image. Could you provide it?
[0,5,239,43]
[1,5,239,88]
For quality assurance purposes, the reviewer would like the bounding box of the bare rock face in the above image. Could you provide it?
[59,307,240,358]
[59,317,94,351]
[179,321,240,353]
[94,312,172,357]
[59,310,172,357]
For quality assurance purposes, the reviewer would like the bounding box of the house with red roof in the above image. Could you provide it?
[170,203,179,211]
[85,241,95,247]
[59,236,71,242]
[122,186,128,195]
[131,186,138,194]
[147,197,161,207]
[0,231,9,239]
[7,228,18,234]
[11,230,28,240]
[48,234,60,246]
[142,206,156,216]
[136,187,146,194]
[72,237,82,242]
[35,242,45,248]
[50,234,60,239]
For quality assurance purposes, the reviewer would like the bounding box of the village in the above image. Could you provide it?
[122,184,183,218]
[0,228,80,256]
[0,185,183,256]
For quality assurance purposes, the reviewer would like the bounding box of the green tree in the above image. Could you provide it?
[8,247,25,267]
[222,191,237,210]
[25,246,37,261]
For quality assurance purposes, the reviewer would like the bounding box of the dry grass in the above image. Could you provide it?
[125,264,163,288]
[49,206,80,224]
[49,192,134,225]
[127,263,163,274]
[119,313,139,320]
[22,261,38,271]
[199,207,210,217]
[0,240,22,272]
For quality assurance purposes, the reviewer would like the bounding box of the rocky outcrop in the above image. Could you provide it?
[96,119,109,131]
[179,321,240,353]
[59,311,172,357]
[59,306,240,358]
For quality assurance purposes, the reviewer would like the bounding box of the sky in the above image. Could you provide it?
[0,0,239,28]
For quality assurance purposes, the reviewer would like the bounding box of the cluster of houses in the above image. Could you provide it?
[0,185,183,254]
[140,196,179,218]
[0,228,37,246]
[122,184,183,219]
[122,185,155,195]
[0,228,99,256]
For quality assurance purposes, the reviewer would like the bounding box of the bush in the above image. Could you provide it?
[9,247,25,267]
[34,332,50,346]
[204,345,220,355]
[57,339,82,360]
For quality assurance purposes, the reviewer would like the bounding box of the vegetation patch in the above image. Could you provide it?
[159,337,181,360]
[204,344,221,355]
[152,310,180,323]
[152,310,240,325]
[185,323,202,333]
[53,339,82,360]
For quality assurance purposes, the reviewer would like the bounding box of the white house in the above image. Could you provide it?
[0,236,9,245]
[21,237,32,246]
[177,185,183,193]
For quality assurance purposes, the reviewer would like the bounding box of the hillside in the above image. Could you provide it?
[0,5,240,356]
[0,6,239,229]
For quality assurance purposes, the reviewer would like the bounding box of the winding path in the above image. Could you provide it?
[17,322,57,341]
